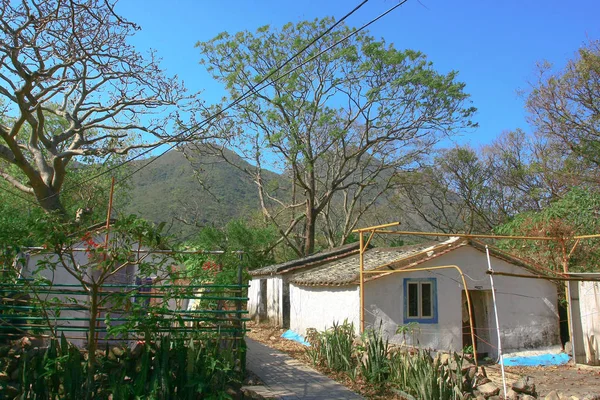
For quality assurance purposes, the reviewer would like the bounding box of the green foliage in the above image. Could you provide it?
[390,351,472,400]
[181,219,277,290]
[526,39,600,169]
[496,187,600,271]
[5,333,241,399]
[305,320,356,373]
[358,328,390,384]
[304,322,476,398]
[195,17,476,255]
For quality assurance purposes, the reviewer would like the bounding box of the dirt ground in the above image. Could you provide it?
[246,323,600,398]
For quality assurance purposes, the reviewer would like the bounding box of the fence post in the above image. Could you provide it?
[236,252,246,373]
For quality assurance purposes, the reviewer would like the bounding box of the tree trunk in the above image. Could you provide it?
[86,284,99,399]
[33,184,66,216]
[304,200,316,256]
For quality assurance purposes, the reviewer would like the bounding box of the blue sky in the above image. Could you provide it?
[117,0,600,148]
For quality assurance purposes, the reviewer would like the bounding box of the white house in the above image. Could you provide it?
[249,238,561,359]
[247,242,360,327]
[11,222,183,348]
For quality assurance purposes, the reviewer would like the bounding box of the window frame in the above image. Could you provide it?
[403,278,438,324]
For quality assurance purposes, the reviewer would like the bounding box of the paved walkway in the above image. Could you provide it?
[245,338,364,399]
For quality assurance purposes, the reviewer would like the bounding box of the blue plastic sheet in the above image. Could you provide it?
[281,330,310,347]
[502,352,569,367]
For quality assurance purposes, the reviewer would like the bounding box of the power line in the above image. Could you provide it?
[2,0,412,224]
[30,0,374,205]
[112,0,410,187]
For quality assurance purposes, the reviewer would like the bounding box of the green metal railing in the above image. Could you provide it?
[0,281,250,342]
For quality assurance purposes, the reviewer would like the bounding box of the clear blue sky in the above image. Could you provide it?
[117,0,600,148]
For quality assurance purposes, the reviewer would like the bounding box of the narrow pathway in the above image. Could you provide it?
[245,338,364,399]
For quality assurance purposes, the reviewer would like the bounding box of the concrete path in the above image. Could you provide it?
[245,338,364,399]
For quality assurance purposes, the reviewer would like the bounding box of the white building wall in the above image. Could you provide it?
[247,278,261,320]
[578,281,600,365]
[247,276,284,326]
[20,241,178,348]
[364,246,559,358]
[289,284,360,337]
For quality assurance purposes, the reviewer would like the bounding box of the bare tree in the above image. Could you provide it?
[0,0,188,216]
[191,19,476,255]
[526,39,600,172]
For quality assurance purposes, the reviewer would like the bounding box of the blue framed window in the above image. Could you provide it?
[403,278,437,324]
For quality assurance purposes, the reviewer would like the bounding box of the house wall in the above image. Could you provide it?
[289,284,360,337]
[364,246,560,358]
[247,276,284,326]
[575,281,600,365]
[24,251,95,348]
[20,240,178,348]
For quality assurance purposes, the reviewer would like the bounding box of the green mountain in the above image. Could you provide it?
[121,148,436,243]
[121,148,273,240]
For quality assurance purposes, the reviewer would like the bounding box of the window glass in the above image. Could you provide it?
[421,282,432,317]
[407,282,419,317]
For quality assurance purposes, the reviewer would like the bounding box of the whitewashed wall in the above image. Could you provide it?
[247,278,261,320]
[247,276,284,326]
[578,281,600,365]
[289,284,360,337]
[23,251,92,348]
[20,240,178,348]
[363,246,559,358]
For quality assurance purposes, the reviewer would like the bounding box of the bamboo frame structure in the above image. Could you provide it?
[353,221,600,367]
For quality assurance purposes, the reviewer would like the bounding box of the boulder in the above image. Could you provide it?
[477,382,500,398]
[513,376,536,395]
[545,391,560,400]
[505,389,520,400]
[522,395,537,400]
[583,395,600,400]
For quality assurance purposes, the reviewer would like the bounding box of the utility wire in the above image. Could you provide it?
[27,0,373,206]
[113,0,410,187]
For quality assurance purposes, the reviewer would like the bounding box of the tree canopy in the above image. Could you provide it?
[191,18,476,255]
[0,0,188,217]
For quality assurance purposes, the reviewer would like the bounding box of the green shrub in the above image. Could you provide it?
[305,320,356,373]
[390,350,473,400]
[358,327,390,384]
[4,333,242,399]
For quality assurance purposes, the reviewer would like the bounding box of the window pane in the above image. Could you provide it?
[408,283,419,317]
[421,283,432,317]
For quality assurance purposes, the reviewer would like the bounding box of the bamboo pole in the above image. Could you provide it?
[352,221,400,233]
[371,230,559,241]
[486,245,507,398]
[362,264,478,366]
[485,271,600,282]
[359,231,365,333]
[561,241,576,364]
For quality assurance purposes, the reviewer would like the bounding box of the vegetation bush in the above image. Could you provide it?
[0,333,243,399]
[305,322,476,399]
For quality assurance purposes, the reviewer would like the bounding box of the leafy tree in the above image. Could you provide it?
[0,0,188,217]
[526,39,600,172]
[191,19,476,255]
[496,187,600,272]
[397,146,504,233]
[183,219,277,279]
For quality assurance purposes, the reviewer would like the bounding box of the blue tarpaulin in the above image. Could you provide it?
[502,352,569,367]
[281,330,310,346]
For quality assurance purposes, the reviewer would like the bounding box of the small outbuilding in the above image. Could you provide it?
[568,273,600,365]
[249,238,561,359]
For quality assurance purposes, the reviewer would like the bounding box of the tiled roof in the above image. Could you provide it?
[288,237,561,287]
[249,242,361,277]
[289,240,448,286]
